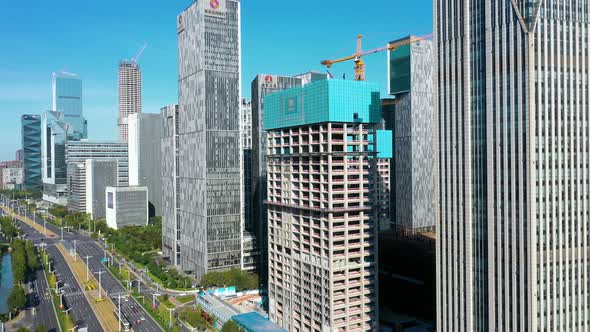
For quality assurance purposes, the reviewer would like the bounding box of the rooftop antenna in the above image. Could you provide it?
[131,43,148,65]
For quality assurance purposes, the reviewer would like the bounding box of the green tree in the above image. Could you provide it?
[35,324,46,332]
[48,205,68,218]
[16,328,31,332]
[8,285,26,311]
[178,306,209,329]
[221,320,242,332]
[11,240,27,283]
[25,241,38,271]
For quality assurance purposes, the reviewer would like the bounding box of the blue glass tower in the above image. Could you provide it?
[52,72,87,139]
[21,114,42,190]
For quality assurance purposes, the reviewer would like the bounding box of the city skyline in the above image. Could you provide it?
[0,0,432,161]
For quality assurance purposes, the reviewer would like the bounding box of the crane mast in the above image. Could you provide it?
[321,33,432,81]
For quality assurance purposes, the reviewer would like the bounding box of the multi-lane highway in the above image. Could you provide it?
[14,216,103,331]
[19,208,164,332]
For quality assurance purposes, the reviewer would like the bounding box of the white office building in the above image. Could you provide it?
[128,112,162,215]
[106,186,148,230]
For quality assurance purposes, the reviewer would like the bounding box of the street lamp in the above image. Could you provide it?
[96,270,105,300]
[84,256,92,282]
[166,307,175,330]
[152,293,161,309]
[116,294,128,331]
[59,288,69,314]
[72,240,78,261]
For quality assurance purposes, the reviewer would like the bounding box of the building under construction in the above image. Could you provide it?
[118,55,143,142]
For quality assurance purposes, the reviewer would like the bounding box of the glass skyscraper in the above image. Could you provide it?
[42,72,87,204]
[21,114,42,190]
[52,72,87,138]
[163,0,241,278]
[436,0,590,331]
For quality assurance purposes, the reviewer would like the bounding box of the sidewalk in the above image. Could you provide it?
[57,243,120,332]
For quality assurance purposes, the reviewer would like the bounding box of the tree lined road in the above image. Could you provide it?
[14,217,103,331]
[20,209,164,332]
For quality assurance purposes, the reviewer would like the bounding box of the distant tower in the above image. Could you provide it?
[118,61,142,142]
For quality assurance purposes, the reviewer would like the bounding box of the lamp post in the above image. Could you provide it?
[72,240,78,261]
[166,307,175,330]
[84,256,92,282]
[116,295,127,332]
[96,270,105,300]
[152,293,161,309]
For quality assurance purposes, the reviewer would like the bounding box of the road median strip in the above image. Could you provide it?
[1,206,57,238]
[56,243,120,332]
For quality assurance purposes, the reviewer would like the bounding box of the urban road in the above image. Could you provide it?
[21,210,165,332]
[0,208,60,332]
[11,213,103,332]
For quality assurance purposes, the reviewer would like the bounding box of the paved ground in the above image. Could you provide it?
[24,212,164,332]
[0,209,60,332]
[14,217,104,331]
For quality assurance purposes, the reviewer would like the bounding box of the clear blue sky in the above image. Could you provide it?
[0,0,432,161]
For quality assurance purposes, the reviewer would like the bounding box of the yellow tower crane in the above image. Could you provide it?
[320,34,432,81]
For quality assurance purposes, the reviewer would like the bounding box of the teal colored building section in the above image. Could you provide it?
[264,79,381,130]
[376,130,393,158]
[389,42,411,95]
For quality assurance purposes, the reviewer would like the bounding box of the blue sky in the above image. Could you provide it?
[0,0,432,160]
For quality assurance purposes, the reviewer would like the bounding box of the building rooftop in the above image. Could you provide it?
[232,312,287,332]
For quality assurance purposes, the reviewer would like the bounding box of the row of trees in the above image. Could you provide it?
[7,239,39,316]
[11,239,39,284]
[97,218,193,289]
[200,269,259,291]
[0,189,41,200]
[47,205,68,218]
[0,216,18,241]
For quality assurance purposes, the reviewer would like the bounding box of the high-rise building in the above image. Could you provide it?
[265,79,390,331]
[43,72,87,204]
[65,140,128,187]
[66,162,86,212]
[86,159,118,220]
[118,61,142,142]
[128,113,162,216]
[383,37,436,233]
[165,0,241,278]
[15,150,23,162]
[41,111,74,204]
[161,104,179,265]
[240,98,256,271]
[52,72,87,138]
[435,1,590,330]
[21,114,42,190]
[251,74,303,275]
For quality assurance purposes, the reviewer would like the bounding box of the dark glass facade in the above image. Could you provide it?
[21,114,42,190]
